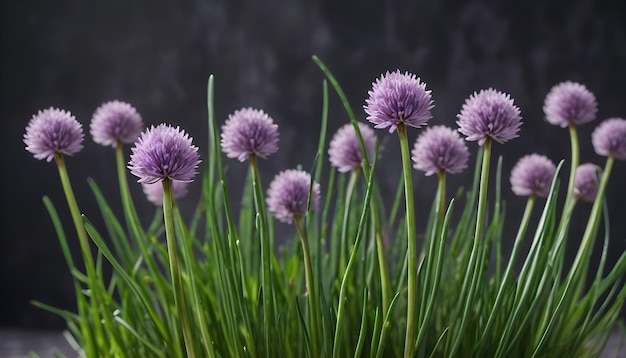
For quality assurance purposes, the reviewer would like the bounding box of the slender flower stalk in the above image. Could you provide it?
[397,123,419,357]
[266,169,321,355]
[221,107,280,355]
[128,123,200,357]
[451,87,521,356]
[480,194,536,342]
[338,169,360,277]
[90,100,145,240]
[162,179,196,358]
[249,154,274,356]
[294,215,320,357]
[24,108,106,354]
[54,153,106,352]
[543,81,597,233]
[364,69,433,358]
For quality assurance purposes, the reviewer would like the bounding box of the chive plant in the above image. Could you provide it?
[23,58,626,358]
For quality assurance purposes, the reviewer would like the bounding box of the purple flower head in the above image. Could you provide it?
[266,169,321,224]
[457,88,522,145]
[509,154,556,198]
[90,100,144,147]
[221,107,279,162]
[591,118,626,160]
[364,70,434,133]
[142,180,190,206]
[411,125,469,176]
[24,107,84,162]
[328,122,377,172]
[128,124,201,184]
[574,163,602,203]
[543,81,597,128]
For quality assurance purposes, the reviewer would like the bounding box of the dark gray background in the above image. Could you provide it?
[2,0,625,330]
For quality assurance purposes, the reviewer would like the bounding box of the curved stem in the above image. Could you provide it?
[295,215,319,358]
[560,124,579,228]
[163,179,196,358]
[397,123,418,358]
[54,154,105,355]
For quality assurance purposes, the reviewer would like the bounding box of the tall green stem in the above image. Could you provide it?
[338,170,359,278]
[414,170,448,351]
[115,141,144,241]
[568,156,614,283]
[397,123,418,358]
[162,178,196,358]
[480,195,535,343]
[448,138,492,357]
[559,124,579,227]
[54,154,104,355]
[249,155,274,357]
[294,215,319,358]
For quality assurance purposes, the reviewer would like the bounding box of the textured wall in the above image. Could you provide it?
[2,0,625,329]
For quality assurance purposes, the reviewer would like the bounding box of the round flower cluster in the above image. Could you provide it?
[543,81,597,128]
[266,169,320,224]
[592,118,626,160]
[411,125,469,176]
[221,107,279,162]
[128,124,201,184]
[457,88,522,145]
[328,122,377,173]
[573,163,601,203]
[364,70,433,133]
[24,107,84,162]
[509,153,556,198]
[90,100,143,147]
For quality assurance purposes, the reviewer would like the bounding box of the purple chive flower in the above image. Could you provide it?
[24,107,84,162]
[574,163,602,203]
[411,125,469,176]
[591,118,626,160]
[509,154,556,198]
[364,70,434,133]
[543,81,597,128]
[266,169,321,224]
[221,107,279,162]
[128,124,201,184]
[90,100,143,147]
[328,122,377,172]
[142,180,189,206]
[457,88,522,145]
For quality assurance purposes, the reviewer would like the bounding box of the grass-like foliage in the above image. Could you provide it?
[26,57,626,357]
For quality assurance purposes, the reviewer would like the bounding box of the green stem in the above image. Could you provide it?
[374,209,391,319]
[115,141,144,241]
[54,154,105,354]
[531,156,614,356]
[414,170,448,350]
[560,124,579,228]
[249,155,274,357]
[448,138,491,357]
[480,195,535,343]
[162,178,196,358]
[568,156,614,284]
[338,170,359,278]
[397,123,418,358]
[294,215,319,358]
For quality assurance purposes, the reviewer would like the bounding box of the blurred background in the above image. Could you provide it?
[2,0,626,330]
